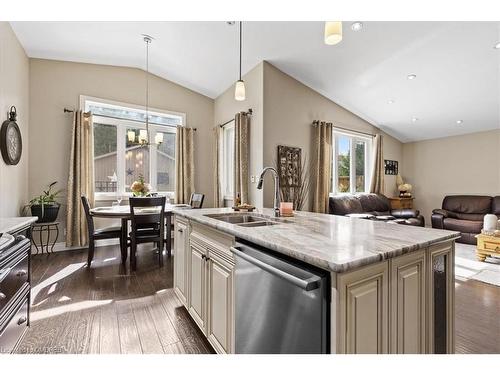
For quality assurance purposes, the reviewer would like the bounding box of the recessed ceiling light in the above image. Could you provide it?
[407,74,417,80]
[226,21,235,26]
[388,99,395,104]
[412,117,418,122]
[351,22,363,31]
[456,120,463,125]
[494,42,500,49]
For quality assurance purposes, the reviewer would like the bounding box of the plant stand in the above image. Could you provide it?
[31,222,60,255]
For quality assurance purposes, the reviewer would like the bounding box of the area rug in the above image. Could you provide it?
[455,243,500,286]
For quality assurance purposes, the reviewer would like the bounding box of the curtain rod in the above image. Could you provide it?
[64,108,196,131]
[219,108,253,128]
[312,120,375,138]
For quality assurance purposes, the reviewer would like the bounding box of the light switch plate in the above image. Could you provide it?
[251,175,256,183]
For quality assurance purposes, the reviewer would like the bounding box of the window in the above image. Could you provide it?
[84,97,185,199]
[332,129,372,195]
[220,121,235,200]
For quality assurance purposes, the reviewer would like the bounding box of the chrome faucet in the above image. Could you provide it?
[257,167,281,217]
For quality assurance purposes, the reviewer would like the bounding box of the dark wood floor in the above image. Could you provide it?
[17,244,499,354]
[17,244,214,354]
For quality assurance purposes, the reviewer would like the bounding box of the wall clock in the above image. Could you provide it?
[1,106,23,165]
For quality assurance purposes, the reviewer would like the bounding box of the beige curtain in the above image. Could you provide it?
[175,127,195,204]
[234,112,250,204]
[370,134,385,195]
[66,111,94,247]
[213,126,223,208]
[312,121,333,213]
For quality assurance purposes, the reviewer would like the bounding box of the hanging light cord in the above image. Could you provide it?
[145,37,150,141]
[239,21,242,80]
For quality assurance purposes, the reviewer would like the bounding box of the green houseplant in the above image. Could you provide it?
[24,181,63,223]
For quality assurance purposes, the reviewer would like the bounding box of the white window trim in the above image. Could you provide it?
[81,96,185,201]
[331,128,373,196]
[220,120,235,201]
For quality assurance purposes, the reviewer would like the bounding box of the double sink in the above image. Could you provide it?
[204,213,290,227]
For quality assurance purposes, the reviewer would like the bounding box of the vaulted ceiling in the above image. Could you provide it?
[11,21,500,142]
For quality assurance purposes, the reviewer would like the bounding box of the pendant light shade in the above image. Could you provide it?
[235,80,246,101]
[234,21,246,101]
[324,21,342,45]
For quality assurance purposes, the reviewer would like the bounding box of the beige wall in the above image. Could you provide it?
[29,58,214,237]
[262,62,402,209]
[402,129,500,225]
[214,62,264,207]
[0,23,29,217]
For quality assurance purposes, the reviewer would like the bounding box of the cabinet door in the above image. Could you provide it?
[337,261,389,354]
[390,250,426,353]
[207,250,234,354]
[188,241,207,333]
[426,241,455,354]
[173,220,188,306]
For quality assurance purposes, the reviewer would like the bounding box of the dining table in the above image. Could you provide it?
[90,203,191,262]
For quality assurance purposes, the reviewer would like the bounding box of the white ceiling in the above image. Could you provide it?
[10,21,500,142]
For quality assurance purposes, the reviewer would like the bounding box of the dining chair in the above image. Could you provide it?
[81,196,123,267]
[129,196,166,271]
[189,193,205,209]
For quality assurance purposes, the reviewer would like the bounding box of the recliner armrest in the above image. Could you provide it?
[432,208,451,218]
[390,209,419,219]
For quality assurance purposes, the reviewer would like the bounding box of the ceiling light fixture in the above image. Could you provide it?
[412,117,418,122]
[324,21,343,45]
[234,21,246,101]
[456,120,463,125]
[127,35,162,147]
[494,42,500,49]
[351,22,363,31]
[388,99,395,104]
[407,74,417,80]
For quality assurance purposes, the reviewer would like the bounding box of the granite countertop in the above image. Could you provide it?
[0,216,38,234]
[173,208,460,273]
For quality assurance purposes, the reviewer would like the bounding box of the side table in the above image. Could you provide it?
[475,233,500,262]
[31,221,60,255]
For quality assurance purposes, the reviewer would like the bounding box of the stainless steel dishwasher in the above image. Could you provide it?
[231,241,330,354]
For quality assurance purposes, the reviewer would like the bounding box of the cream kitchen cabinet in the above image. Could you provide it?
[184,222,236,353]
[337,261,389,354]
[173,217,189,307]
[390,250,426,353]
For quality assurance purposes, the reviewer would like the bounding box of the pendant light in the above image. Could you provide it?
[324,21,342,45]
[127,35,163,147]
[234,21,246,101]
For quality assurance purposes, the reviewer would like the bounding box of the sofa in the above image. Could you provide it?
[431,195,500,244]
[329,193,425,227]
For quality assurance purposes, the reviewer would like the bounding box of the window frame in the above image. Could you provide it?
[331,128,373,196]
[220,120,235,201]
[81,95,185,201]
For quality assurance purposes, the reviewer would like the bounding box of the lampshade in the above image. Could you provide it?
[127,130,136,143]
[324,21,342,45]
[139,129,148,142]
[155,132,164,144]
[235,80,246,101]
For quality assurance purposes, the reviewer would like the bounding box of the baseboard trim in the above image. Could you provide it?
[30,238,119,255]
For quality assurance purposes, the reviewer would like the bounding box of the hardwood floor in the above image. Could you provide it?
[17,244,499,354]
[17,244,214,354]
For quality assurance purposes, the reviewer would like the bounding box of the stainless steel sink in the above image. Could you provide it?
[204,213,288,227]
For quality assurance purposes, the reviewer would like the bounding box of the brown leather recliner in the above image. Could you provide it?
[431,195,500,244]
[329,193,425,227]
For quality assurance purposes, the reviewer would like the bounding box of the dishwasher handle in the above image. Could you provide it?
[231,246,321,291]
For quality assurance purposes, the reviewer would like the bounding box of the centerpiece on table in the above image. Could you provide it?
[130,175,152,197]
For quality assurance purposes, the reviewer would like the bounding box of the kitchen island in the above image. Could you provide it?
[172,208,460,354]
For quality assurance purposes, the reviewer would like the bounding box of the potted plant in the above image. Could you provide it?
[23,181,63,223]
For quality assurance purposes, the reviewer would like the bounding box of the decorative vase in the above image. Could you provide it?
[483,214,497,232]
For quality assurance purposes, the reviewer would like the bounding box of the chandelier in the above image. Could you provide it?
[127,35,163,147]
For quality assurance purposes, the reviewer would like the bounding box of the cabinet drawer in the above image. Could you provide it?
[482,241,500,252]
[0,295,29,354]
[0,254,29,314]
